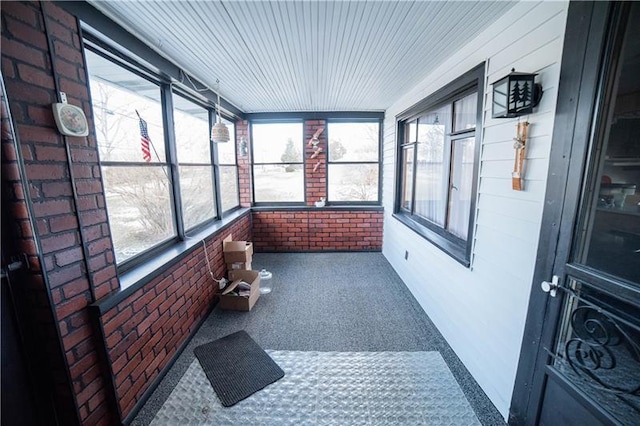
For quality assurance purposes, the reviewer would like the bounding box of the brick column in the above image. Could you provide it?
[236,120,252,207]
[2,80,80,424]
[2,2,117,423]
[3,4,258,423]
[304,119,327,206]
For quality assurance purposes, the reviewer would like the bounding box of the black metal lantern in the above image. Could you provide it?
[492,69,543,118]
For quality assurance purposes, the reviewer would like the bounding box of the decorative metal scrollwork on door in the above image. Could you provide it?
[552,280,640,423]
[565,305,640,395]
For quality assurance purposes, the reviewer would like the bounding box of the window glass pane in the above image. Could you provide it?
[401,146,414,210]
[220,165,239,211]
[252,122,303,163]
[406,121,417,144]
[447,137,475,239]
[579,7,640,284]
[453,92,478,132]
[179,165,215,229]
[85,50,166,162]
[102,166,175,263]
[253,164,304,202]
[414,107,450,225]
[328,122,379,162]
[173,94,210,163]
[328,164,379,202]
[217,119,236,164]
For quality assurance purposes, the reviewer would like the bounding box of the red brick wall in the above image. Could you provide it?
[253,209,383,251]
[2,73,80,424]
[1,3,254,424]
[252,211,309,251]
[99,214,251,418]
[2,2,116,424]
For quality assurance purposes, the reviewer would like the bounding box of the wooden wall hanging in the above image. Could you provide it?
[512,121,529,191]
[308,126,325,172]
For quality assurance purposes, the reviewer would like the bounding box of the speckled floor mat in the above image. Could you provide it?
[151,351,480,425]
[194,331,284,407]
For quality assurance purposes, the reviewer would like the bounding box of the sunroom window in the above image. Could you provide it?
[86,49,175,264]
[327,121,380,203]
[173,93,216,230]
[216,119,239,212]
[396,64,484,265]
[85,44,239,267]
[251,122,304,203]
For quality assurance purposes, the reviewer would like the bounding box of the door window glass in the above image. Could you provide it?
[579,5,640,285]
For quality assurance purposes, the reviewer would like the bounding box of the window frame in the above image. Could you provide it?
[394,63,485,266]
[84,40,239,272]
[325,118,383,205]
[171,88,220,231]
[250,119,306,206]
[85,43,181,269]
[214,119,241,215]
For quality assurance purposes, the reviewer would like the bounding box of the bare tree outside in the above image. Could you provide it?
[92,83,126,160]
[281,138,302,172]
[87,49,174,262]
[329,139,347,161]
[102,166,175,260]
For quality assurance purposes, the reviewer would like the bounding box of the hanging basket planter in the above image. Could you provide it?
[211,121,230,143]
[211,79,230,143]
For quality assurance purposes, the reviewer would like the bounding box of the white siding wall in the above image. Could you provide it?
[381,1,569,419]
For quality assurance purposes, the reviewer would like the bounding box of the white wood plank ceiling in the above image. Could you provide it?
[88,1,516,113]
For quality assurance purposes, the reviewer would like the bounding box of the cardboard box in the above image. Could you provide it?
[223,241,253,263]
[226,261,252,271]
[219,270,261,311]
[228,268,255,281]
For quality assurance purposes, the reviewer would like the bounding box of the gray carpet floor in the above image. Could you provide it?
[131,252,505,425]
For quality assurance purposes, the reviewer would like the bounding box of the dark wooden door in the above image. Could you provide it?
[511,2,640,425]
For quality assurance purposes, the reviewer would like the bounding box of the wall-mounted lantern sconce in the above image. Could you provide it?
[492,69,543,118]
[239,137,248,157]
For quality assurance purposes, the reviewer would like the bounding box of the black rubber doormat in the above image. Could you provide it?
[193,330,284,407]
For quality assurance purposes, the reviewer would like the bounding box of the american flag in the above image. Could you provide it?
[139,116,152,162]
